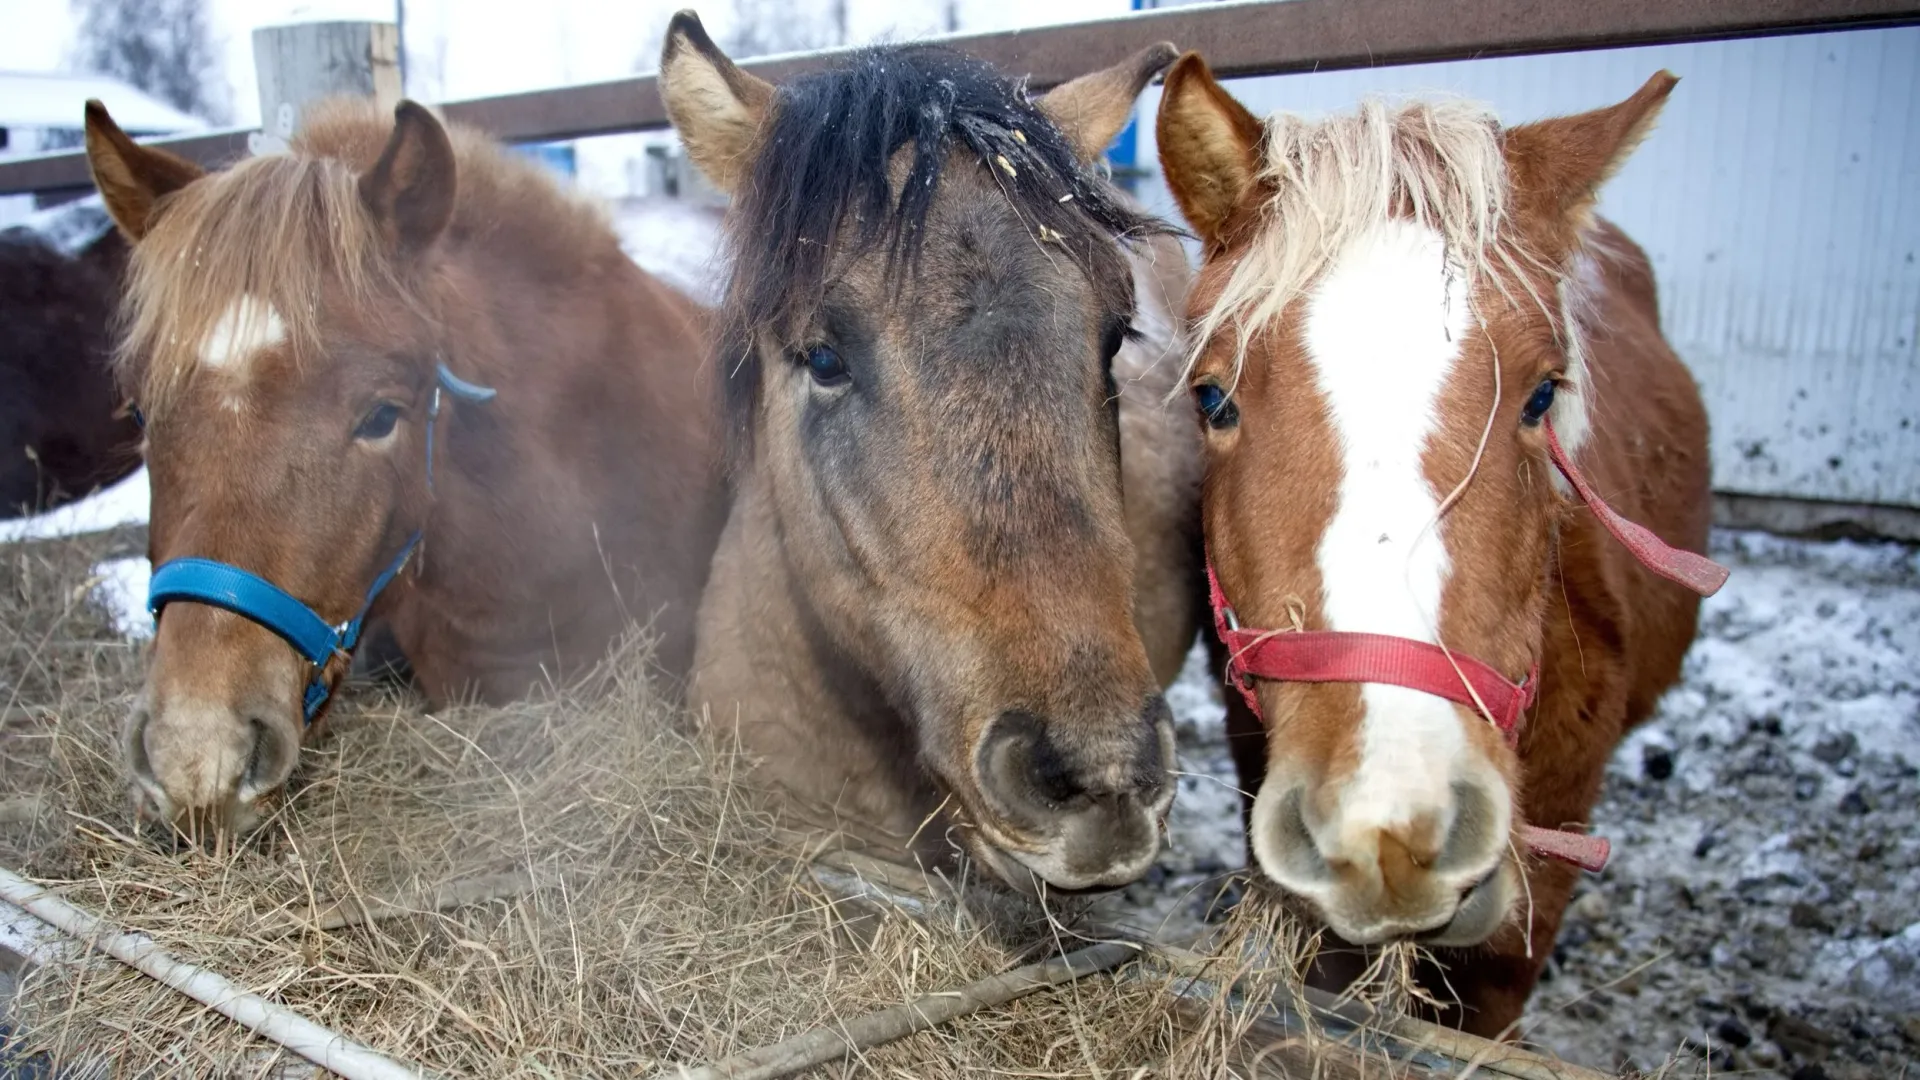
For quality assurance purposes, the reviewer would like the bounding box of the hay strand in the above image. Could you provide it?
[0,797,47,826]
[663,940,1139,1080]
[0,865,428,1080]
[261,870,542,938]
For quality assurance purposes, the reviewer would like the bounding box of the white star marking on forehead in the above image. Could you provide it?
[199,296,286,374]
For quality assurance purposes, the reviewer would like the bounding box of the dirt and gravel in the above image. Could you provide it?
[1525,529,1920,1078]
[1102,527,1920,1078]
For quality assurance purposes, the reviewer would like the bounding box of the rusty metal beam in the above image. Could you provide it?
[5,0,1917,195]
[445,0,1920,141]
[0,130,252,199]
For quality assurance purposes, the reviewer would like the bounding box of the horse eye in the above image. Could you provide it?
[1193,383,1239,430]
[804,344,850,387]
[1520,378,1557,427]
[354,402,403,441]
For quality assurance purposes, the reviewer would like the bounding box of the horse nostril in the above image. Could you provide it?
[1252,785,1338,887]
[977,710,1080,822]
[238,716,295,801]
[125,706,159,787]
[1458,864,1497,903]
[1433,780,1503,874]
[971,706,1170,890]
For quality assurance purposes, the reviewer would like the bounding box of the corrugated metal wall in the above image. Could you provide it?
[1134,28,1920,509]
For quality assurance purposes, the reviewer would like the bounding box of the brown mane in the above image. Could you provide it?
[118,99,617,414]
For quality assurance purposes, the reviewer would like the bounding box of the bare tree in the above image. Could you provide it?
[70,0,229,123]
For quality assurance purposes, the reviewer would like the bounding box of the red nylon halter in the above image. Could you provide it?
[1208,419,1730,875]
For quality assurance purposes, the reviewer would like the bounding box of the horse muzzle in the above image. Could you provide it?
[124,650,304,838]
[962,700,1176,892]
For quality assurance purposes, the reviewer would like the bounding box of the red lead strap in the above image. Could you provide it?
[1544,422,1729,597]
[1208,419,1729,875]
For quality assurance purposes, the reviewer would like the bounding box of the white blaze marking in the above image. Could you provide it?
[199,296,285,373]
[1547,252,1600,491]
[1301,218,1472,850]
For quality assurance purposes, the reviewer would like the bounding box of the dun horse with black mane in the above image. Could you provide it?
[1157,58,1726,1033]
[85,97,726,836]
[659,13,1204,893]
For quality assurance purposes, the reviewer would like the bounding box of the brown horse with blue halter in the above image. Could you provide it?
[86,96,726,838]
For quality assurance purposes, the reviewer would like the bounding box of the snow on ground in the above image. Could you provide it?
[1519,529,1920,1077]
[0,467,148,544]
[2,195,152,631]
[0,469,153,638]
[89,556,151,639]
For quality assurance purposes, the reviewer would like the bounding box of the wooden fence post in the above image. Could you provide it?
[252,22,403,143]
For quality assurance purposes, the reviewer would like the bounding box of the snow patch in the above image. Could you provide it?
[90,556,153,640]
[1816,922,1920,1014]
[0,468,150,543]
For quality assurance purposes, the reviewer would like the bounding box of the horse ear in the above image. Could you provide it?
[1035,43,1177,165]
[659,10,774,195]
[1504,71,1677,234]
[84,100,205,242]
[1154,52,1262,251]
[359,100,458,254]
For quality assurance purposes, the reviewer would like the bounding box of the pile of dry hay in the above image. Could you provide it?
[0,530,1343,1079]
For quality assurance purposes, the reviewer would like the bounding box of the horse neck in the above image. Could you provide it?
[697,473,929,816]
[1522,232,1711,812]
[395,248,670,648]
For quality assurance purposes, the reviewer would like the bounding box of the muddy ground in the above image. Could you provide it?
[1101,528,1920,1078]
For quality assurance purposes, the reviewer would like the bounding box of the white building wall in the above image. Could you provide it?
[1133,27,1920,509]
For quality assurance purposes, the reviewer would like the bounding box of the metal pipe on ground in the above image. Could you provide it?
[0,866,431,1080]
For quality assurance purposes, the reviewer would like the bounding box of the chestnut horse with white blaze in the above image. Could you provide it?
[659,12,1204,893]
[85,98,726,836]
[1157,57,1727,1034]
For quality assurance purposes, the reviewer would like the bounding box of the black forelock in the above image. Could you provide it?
[716,43,1168,463]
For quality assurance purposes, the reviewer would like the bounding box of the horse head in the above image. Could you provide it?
[662,13,1184,891]
[89,99,477,836]
[1159,57,1714,945]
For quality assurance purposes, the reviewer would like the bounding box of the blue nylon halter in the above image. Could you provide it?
[143,362,497,723]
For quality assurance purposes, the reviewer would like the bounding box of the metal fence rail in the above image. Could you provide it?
[3,0,1917,196]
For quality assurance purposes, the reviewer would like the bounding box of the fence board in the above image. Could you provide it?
[3,0,1917,195]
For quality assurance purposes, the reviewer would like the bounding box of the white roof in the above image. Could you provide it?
[0,71,206,133]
